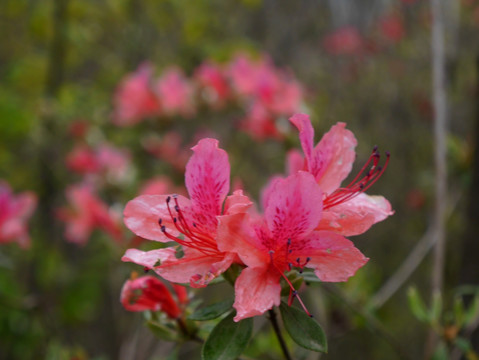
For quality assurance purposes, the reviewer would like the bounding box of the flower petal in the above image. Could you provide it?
[311,122,357,194]
[217,213,268,268]
[289,114,315,166]
[123,194,190,242]
[223,190,253,215]
[265,172,323,244]
[156,247,234,288]
[233,266,281,321]
[318,193,393,236]
[300,231,369,282]
[185,138,230,232]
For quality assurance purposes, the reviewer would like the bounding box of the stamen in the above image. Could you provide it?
[323,148,390,210]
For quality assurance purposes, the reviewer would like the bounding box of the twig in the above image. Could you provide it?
[428,0,448,355]
[368,194,460,310]
[268,308,293,360]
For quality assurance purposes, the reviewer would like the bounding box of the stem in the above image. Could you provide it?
[176,318,203,343]
[427,0,448,355]
[268,309,293,360]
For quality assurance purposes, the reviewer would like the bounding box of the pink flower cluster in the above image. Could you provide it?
[122,113,392,321]
[112,53,304,140]
[0,182,37,248]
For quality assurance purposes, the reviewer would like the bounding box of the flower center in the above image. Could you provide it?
[323,146,390,210]
[158,196,219,256]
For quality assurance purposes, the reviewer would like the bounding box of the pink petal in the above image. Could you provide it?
[155,247,234,288]
[264,172,323,244]
[217,213,268,268]
[123,194,190,242]
[185,138,230,228]
[289,114,315,167]
[302,231,369,282]
[311,122,357,194]
[223,190,253,215]
[318,193,393,236]
[259,175,283,212]
[233,266,281,321]
[286,149,305,175]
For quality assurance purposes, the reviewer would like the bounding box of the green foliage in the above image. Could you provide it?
[202,312,253,360]
[279,301,327,353]
[188,299,234,321]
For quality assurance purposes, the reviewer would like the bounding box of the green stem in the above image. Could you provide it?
[268,308,293,360]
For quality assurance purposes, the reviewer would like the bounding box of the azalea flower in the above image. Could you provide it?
[122,138,252,288]
[112,63,160,126]
[0,182,37,248]
[216,171,368,321]
[121,274,188,319]
[194,62,231,108]
[57,184,122,245]
[322,26,364,56]
[155,67,195,117]
[287,113,393,236]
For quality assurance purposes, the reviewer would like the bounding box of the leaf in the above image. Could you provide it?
[430,291,443,324]
[147,320,178,341]
[407,287,429,322]
[279,301,327,353]
[202,312,253,360]
[464,294,479,326]
[431,341,448,360]
[189,299,234,321]
[453,297,465,327]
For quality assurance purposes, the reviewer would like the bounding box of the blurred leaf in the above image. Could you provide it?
[279,301,327,353]
[188,299,234,321]
[147,320,178,342]
[407,287,429,322]
[464,294,479,327]
[455,337,472,352]
[202,312,253,360]
[454,297,464,327]
[431,341,448,360]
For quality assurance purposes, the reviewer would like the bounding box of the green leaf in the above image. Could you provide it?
[202,312,253,360]
[431,341,448,360]
[455,337,472,352]
[407,287,429,322]
[454,297,465,327]
[189,299,234,321]
[146,320,178,341]
[430,291,443,324]
[279,301,327,353]
[464,294,479,326]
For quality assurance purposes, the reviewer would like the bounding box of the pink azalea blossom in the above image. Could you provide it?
[322,26,364,56]
[378,12,405,44]
[66,143,131,183]
[287,113,393,236]
[143,131,190,172]
[239,102,283,141]
[155,67,195,117]
[122,138,252,288]
[139,176,186,197]
[194,62,231,108]
[216,172,368,321]
[112,63,160,126]
[120,274,188,318]
[0,182,37,248]
[57,184,122,245]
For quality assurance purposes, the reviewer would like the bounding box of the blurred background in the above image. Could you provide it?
[1,0,478,359]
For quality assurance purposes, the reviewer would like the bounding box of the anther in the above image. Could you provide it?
[173,217,177,223]
[160,225,166,232]
[174,205,180,212]
[166,196,171,203]
[373,145,378,152]
[158,218,163,225]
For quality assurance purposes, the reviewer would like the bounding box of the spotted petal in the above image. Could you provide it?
[264,172,323,245]
[233,266,282,321]
[318,193,393,236]
[185,138,230,232]
[300,231,369,282]
[123,194,190,242]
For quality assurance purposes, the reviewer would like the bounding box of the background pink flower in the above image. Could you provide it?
[0,182,37,248]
